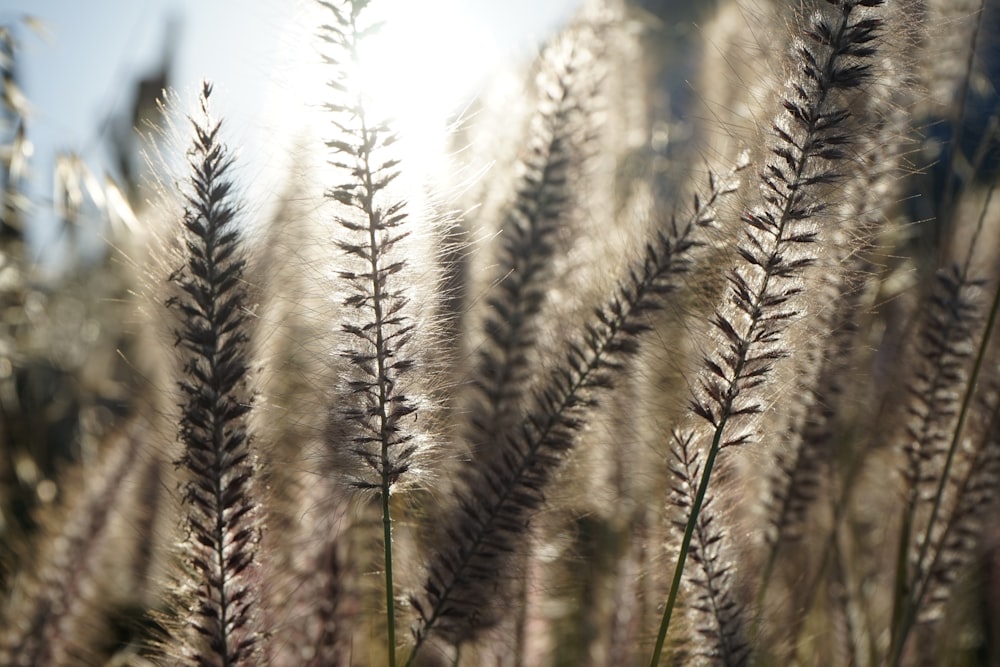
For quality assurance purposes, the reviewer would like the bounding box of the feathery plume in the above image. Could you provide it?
[319,0,424,496]
[669,431,750,666]
[652,2,889,663]
[919,381,1000,621]
[468,24,599,458]
[318,1,432,662]
[409,160,746,660]
[166,81,263,667]
[889,259,990,663]
[899,265,981,547]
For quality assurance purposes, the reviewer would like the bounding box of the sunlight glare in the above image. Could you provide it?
[355,1,498,124]
[273,0,501,183]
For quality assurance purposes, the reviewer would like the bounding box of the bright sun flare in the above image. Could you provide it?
[353,1,499,128]
[272,0,502,181]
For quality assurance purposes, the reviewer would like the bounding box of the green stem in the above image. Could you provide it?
[345,3,402,661]
[648,414,730,667]
[383,488,397,667]
[361,106,398,667]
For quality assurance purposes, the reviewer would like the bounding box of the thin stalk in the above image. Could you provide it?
[790,449,864,647]
[359,108,398,667]
[382,488,396,666]
[651,416,727,666]
[889,477,915,641]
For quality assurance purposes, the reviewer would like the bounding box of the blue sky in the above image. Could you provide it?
[0,0,580,268]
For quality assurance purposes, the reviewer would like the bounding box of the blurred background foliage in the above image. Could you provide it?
[0,14,147,590]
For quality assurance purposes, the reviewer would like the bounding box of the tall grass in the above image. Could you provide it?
[2,0,1000,665]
